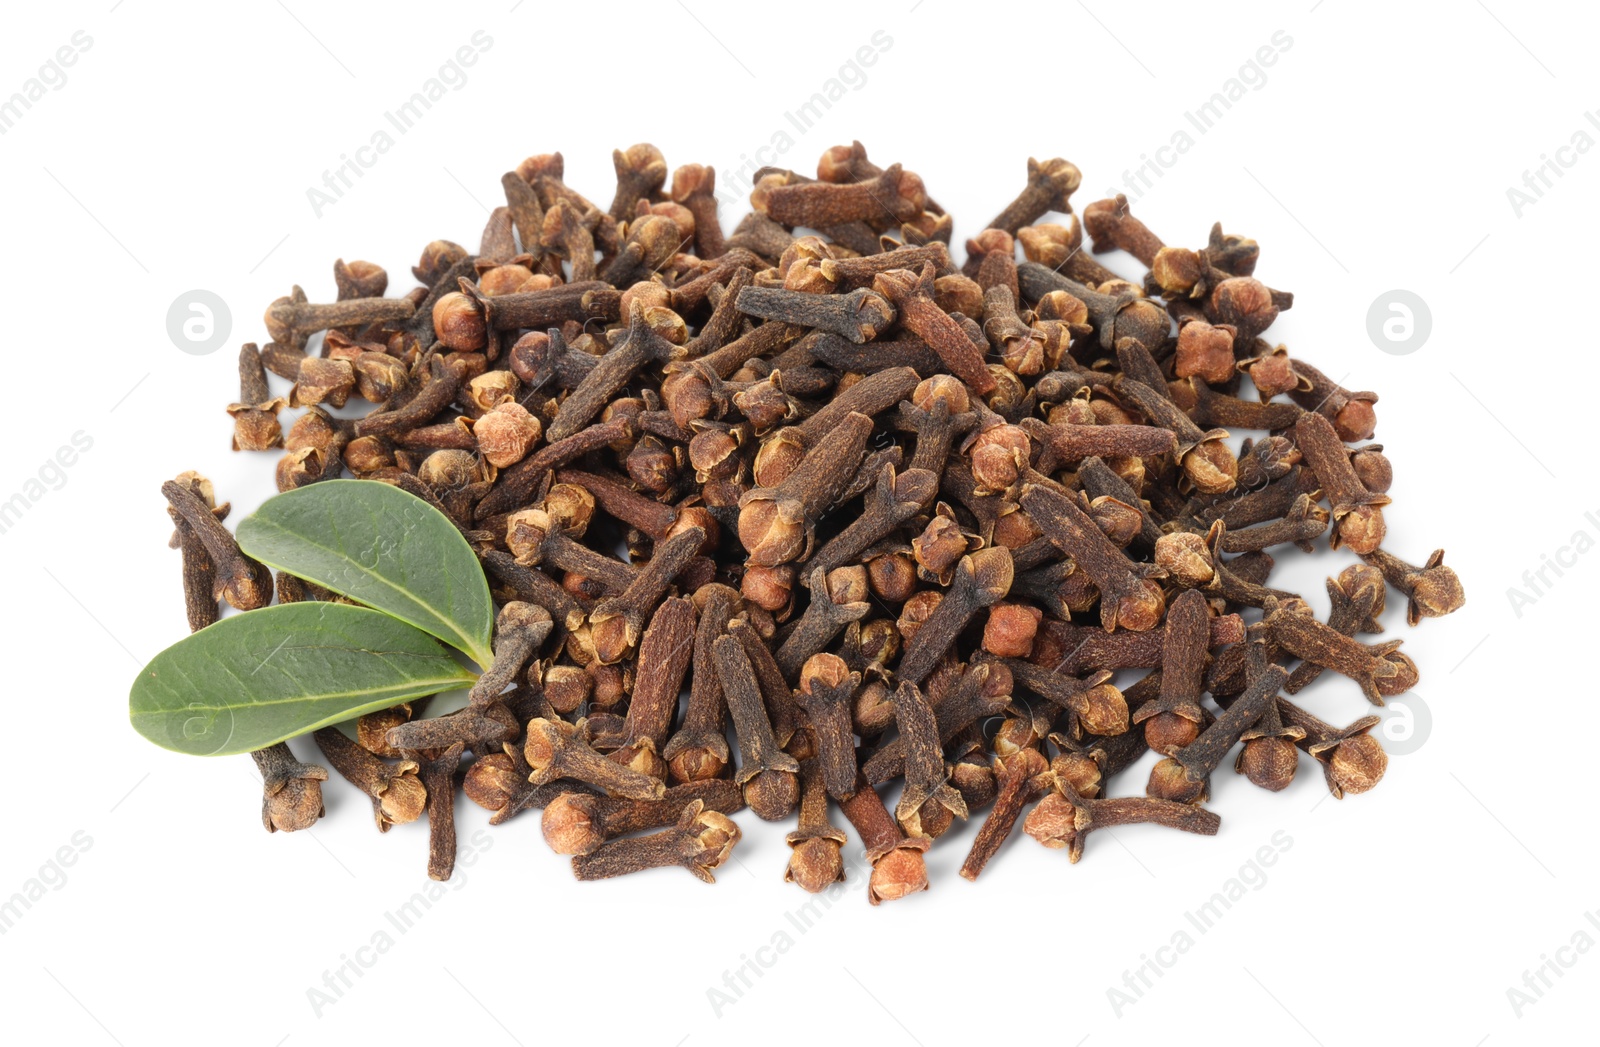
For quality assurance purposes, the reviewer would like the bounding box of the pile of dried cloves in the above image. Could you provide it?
[174,142,1465,901]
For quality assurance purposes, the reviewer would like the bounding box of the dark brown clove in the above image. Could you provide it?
[713,634,801,820]
[793,654,861,801]
[785,758,849,893]
[892,681,967,838]
[251,742,327,834]
[585,526,705,664]
[898,548,1015,685]
[959,747,1049,881]
[987,157,1082,233]
[542,780,744,855]
[1261,597,1412,705]
[872,264,996,394]
[838,770,931,905]
[1025,784,1220,863]
[1021,483,1164,632]
[662,584,740,783]
[1129,589,1209,754]
[228,343,287,451]
[313,727,427,832]
[523,718,665,800]
[1361,547,1466,625]
[739,411,873,566]
[161,479,272,611]
[570,799,741,883]
[1295,411,1389,554]
[595,596,697,776]
[735,285,896,344]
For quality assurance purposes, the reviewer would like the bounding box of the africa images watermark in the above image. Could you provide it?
[306,31,494,218]
[0,830,93,936]
[1505,110,1600,218]
[711,30,895,210]
[0,30,93,135]
[306,828,494,1016]
[0,431,94,538]
[1505,908,1600,1018]
[1106,830,1294,1016]
[1504,507,1600,618]
[1108,30,1293,203]
[705,847,873,1017]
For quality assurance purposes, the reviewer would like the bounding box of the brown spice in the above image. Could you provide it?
[169,141,1469,897]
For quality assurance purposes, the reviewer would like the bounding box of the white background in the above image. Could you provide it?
[0,1,1591,1044]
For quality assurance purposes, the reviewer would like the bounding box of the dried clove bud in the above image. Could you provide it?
[569,799,741,884]
[149,141,1467,895]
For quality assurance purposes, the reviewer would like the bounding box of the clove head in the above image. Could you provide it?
[912,510,975,585]
[505,508,556,566]
[1375,651,1420,698]
[1405,552,1466,622]
[1237,736,1300,792]
[463,751,521,812]
[1335,562,1388,626]
[541,792,606,855]
[432,291,488,351]
[615,143,668,191]
[853,680,898,738]
[1023,791,1081,849]
[1239,344,1302,400]
[255,745,329,834]
[844,288,898,342]
[668,744,729,785]
[737,497,804,567]
[357,706,412,760]
[966,546,1018,605]
[1146,757,1207,804]
[1327,734,1387,796]
[681,802,743,883]
[969,424,1031,494]
[786,836,847,894]
[1112,575,1166,635]
[1175,321,1237,386]
[983,602,1042,659]
[1150,246,1205,298]
[1334,504,1387,556]
[1155,532,1216,589]
[1087,496,1143,548]
[334,258,388,299]
[914,373,970,414]
[670,162,715,203]
[413,239,468,283]
[1209,278,1278,342]
[869,839,931,906]
[1350,446,1393,494]
[744,767,802,823]
[263,775,326,833]
[376,763,429,828]
[1334,398,1378,444]
[1145,712,1202,755]
[1111,299,1174,353]
[473,403,542,468]
[522,720,577,778]
[1073,682,1130,737]
[1182,436,1240,495]
[741,564,795,615]
[1051,751,1102,800]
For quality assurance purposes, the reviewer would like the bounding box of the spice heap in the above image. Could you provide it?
[171,142,1465,900]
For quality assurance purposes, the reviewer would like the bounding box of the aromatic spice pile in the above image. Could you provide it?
[154,142,1465,901]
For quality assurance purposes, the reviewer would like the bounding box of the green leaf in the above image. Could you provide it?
[236,479,494,664]
[130,602,477,756]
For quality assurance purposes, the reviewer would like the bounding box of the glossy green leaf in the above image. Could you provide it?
[236,480,494,664]
[130,602,477,756]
